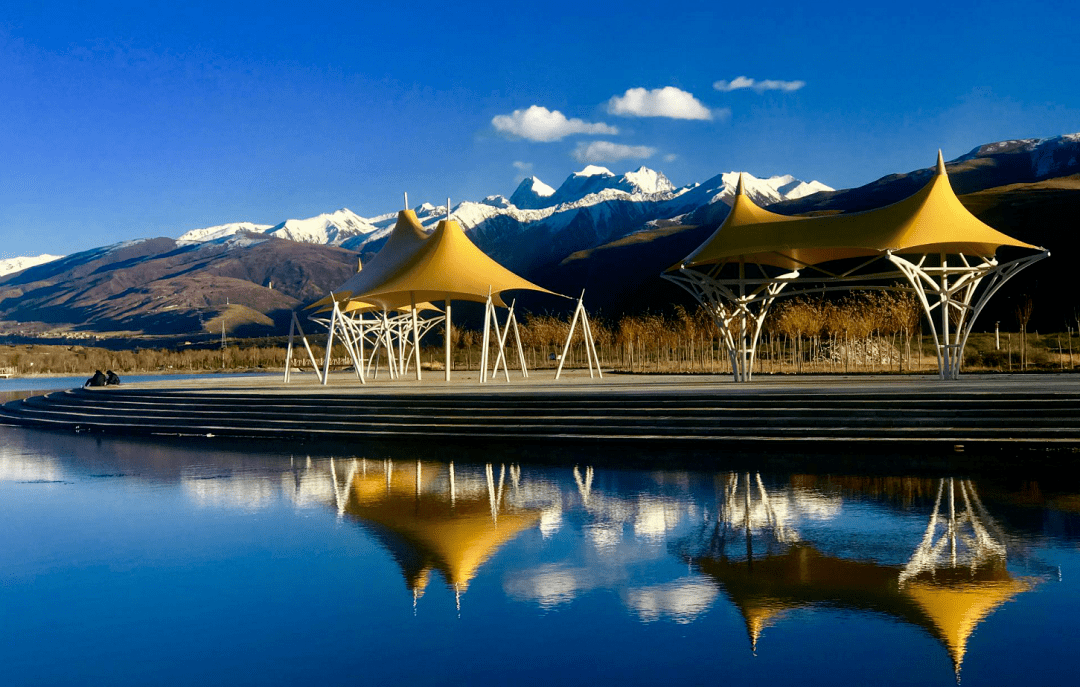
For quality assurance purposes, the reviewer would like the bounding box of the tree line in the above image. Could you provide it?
[1,292,1074,377]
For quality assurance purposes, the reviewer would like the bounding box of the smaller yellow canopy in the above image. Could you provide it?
[344,463,541,592]
[328,209,432,305]
[305,291,378,314]
[306,294,442,316]
[358,218,557,308]
[677,154,1042,271]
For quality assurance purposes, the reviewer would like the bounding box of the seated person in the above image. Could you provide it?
[85,370,107,387]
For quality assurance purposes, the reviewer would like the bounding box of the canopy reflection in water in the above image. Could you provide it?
[337,459,541,605]
[2,425,1072,687]
[680,473,1036,678]
[291,455,1044,678]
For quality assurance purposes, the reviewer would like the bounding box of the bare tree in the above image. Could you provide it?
[1015,296,1034,370]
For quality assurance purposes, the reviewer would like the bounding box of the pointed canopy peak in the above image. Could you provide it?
[936,150,947,176]
[390,209,428,244]
[735,172,746,196]
[356,217,558,308]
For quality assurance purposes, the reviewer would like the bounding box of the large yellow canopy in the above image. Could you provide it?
[906,576,1031,671]
[678,154,1041,271]
[697,544,1034,672]
[358,218,557,308]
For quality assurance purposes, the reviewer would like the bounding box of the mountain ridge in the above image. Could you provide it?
[1,133,1076,338]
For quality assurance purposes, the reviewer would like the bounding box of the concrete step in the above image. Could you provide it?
[5,385,1080,448]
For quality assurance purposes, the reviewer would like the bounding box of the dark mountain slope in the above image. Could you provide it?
[546,177,1079,331]
[0,236,359,336]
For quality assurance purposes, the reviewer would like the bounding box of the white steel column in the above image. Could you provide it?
[555,294,602,380]
[480,294,493,383]
[320,296,338,385]
[889,250,1048,380]
[554,297,582,380]
[444,299,452,382]
[284,312,296,382]
[411,293,422,381]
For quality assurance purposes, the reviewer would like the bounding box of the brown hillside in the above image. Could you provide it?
[0,236,360,336]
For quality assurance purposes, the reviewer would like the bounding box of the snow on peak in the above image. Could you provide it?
[575,165,614,177]
[510,176,558,210]
[953,134,1080,178]
[781,180,833,200]
[527,176,555,196]
[177,221,273,244]
[668,170,832,215]
[267,208,378,245]
[0,253,64,278]
[222,234,269,250]
[482,195,512,209]
[548,165,667,207]
[623,167,675,195]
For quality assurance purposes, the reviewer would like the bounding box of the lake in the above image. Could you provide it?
[1,381,1078,686]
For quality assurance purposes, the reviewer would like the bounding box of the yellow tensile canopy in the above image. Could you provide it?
[307,294,442,316]
[358,218,557,308]
[677,154,1041,271]
[307,209,445,314]
[697,545,1034,671]
[343,464,540,594]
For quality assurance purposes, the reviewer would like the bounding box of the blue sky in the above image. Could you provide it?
[2,0,1077,258]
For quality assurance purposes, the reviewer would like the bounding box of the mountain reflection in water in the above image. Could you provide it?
[0,427,1075,686]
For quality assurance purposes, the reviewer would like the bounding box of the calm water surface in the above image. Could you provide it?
[0,372,274,395]
[1,384,1078,686]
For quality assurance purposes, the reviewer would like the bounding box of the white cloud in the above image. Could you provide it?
[492,105,618,142]
[713,76,806,93]
[606,87,713,120]
[573,141,657,164]
[663,153,678,162]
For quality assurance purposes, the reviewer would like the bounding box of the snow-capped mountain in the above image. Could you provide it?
[622,166,677,195]
[656,171,833,226]
[172,164,830,276]
[7,132,1077,336]
[955,133,1080,178]
[177,222,273,244]
[546,165,620,207]
[510,177,556,209]
[175,210,390,251]
[543,165,677,208]
[0,253,63,278]
[266,208,380,245]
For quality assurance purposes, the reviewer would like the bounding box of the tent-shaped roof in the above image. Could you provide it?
[906,575,1031,671]
[343,464,540,594]
[677,154,1042,271]
[358,218,556,308]
[697,544,1034,673]
[328,209,432,302]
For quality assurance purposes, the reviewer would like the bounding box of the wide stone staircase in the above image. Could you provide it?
[3,384,1080,450]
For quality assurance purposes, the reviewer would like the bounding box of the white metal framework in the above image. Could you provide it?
[284,299,445,384]
[554,293,602,381]
[479,295,528,383]
[899,477,1007,587]
[664,248,1048,381]
[284,290,603,385]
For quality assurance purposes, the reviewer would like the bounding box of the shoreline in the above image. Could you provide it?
[3,372,1079,460]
